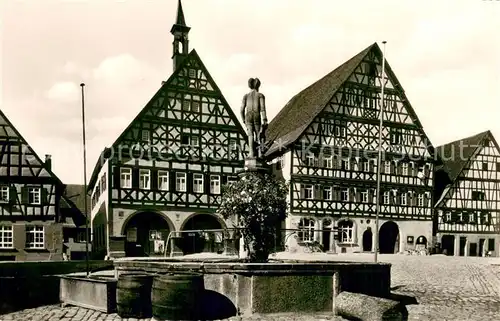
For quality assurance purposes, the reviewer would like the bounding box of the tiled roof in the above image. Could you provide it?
[265,43,376,157]
[435,131,490,182]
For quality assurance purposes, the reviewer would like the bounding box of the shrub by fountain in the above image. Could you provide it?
[218,171,288,263]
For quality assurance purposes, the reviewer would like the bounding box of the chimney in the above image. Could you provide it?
[45,154,52,171]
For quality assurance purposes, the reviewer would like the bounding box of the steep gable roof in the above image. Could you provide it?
[88,49,246,191]
[435,130,490,183]
[265,42,433,158]
[0,109,65,186]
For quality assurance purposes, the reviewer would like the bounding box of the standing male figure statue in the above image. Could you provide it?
[241,78,268,159]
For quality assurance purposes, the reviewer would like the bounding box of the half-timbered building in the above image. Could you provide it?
[0,109,75,261]
[266,43,435,254]
[434,131,500,257]
[87,1,247,258]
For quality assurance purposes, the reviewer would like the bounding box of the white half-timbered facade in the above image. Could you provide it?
[434,131,500,257]
[87,1,246,258]
[266,43,435,254]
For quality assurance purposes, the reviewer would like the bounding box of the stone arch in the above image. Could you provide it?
[122,211,175,257]
[180,213,226,255]
[416,235,427,247]
[379,221,400,254]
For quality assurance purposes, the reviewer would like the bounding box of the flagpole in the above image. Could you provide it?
[80,83,90,276]
[374,41,387,263]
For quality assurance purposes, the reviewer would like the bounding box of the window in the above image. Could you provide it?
[0,186,9,203]
[176,173,187,192]
[229,139,238,151]
[472,191,486,201]
[193,174,204,193]
[323,187,332,200]
[418,194,424,207]
[0,226,13,249]
[210,175,220,194]
[298,218,315,242]
[303,184,314,199]
[390,128,402,145]
[158,171,169,190]
[141,130,150,142]
[188,68,197,78]
[383,192,390,205]
[361,190,369,203]
[402,163,409,175]
[363,160,370,172]
[488,238,495,251]
[401,193,407,206]
[341,159,350,171]
[384,161,391,174]
[26,226,44,249]
[181,134,190,145]
[28,187,41,205]
[334,125,347,138]
[139,169,150,189]
[120,168,132,188]
[338,220,354,243]
[227,177,238,185]
[323,156,333,168]
[191,136,199,147]
[191,101,200,113]
[445,211,452,222]
[341,188,349,202]
[468,212,476,224]
[182,100,191,111]
[306,154,315,167]
[482,162,489,171]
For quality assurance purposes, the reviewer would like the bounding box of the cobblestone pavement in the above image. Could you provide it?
[2,254,500,320]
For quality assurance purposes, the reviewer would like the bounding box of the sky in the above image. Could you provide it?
[0,0,499,184]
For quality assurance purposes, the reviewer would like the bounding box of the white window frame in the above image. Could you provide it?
[298,218,315,243]
[363,161,370,172]
[0,186,9,203]
[418,194,424,207]
[383,191,390,205]
[401,193,407,205]
[323,156,333,168]
[361,190,369,203]
[176,172,187,192]
[341,188,349,202]
[120,168,132,188]
[402,163,409,175]
[0,225,13,249]
[306,154,315,167]
[338,220,354,244]
[193,173,204,193]
[445,211,452,222]
[210,175,220,194]
[182,100,191,111]
[28,187,41,205]
[341,159,350,171]
[384,161,391,174]
[139,169,151,190]
[303,184,314,199]
[26,226,44,249]
[323,186,332,200]
[188,68,197,78]
[191,101,200,112]
[158,171,169,190]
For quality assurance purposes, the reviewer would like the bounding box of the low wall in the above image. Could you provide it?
[0,260,114,314]
[114,259,391,316]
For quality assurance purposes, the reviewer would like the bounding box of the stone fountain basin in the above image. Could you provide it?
[113,256,391,316]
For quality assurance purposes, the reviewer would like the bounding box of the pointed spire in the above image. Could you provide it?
[176,0,186,26]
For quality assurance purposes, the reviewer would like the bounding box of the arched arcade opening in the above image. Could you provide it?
[362,227,373,252]
[123,211,172,257]
[379,221,399,254]
[181,214,225,255]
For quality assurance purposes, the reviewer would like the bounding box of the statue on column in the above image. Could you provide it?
[241,78,268,159]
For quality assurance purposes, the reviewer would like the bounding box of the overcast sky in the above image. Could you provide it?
[1,0,499,184]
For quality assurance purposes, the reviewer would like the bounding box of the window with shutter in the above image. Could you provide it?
[41,188,48,205]
[151,170,158,190]
[131,168,140,189]
[113,167,121,188]
[9,187,17,204]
